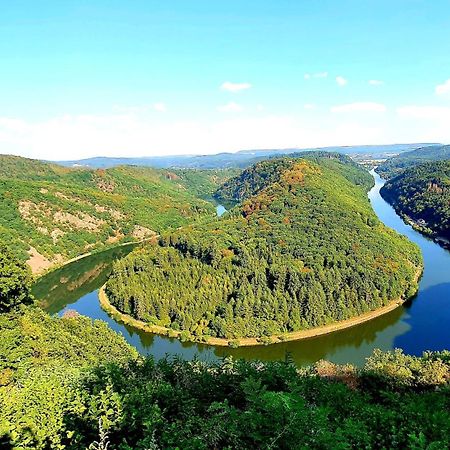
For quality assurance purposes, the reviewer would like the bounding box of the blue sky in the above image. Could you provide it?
[1,0,450,159]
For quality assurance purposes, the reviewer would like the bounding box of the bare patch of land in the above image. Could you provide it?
[27,247,53,274]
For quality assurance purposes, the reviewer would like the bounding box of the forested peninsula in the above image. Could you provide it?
[380,161,450,243]
[105,153,422,344]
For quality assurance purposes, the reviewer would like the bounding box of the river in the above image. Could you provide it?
[32,170,450,366]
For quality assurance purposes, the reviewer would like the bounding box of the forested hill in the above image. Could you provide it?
[216,152,372,202]
[0,155,236,272]
[376,144,450,179]
[106,154,422,343]
[380,161,450,241]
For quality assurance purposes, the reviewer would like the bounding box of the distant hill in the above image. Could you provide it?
[0,155,236,272]
[380,160,450,242]
[216,151,372,202]
[376,144,450,179]
[105,153,421,342]
[56,143,436,169]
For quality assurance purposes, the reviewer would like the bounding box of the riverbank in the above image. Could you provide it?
[397,212,450,251]
[99,266,422,347]
[376,170,450,252]
[32,238,153,281]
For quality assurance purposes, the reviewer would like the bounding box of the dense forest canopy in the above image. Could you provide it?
[376,144,450,179]
[216,151,374,202]
[0,155,237,268]
[380,161,450,240]
[106,153,422,342]
[0,243,33,312]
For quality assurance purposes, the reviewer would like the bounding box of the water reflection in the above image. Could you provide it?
[33,244,138,314]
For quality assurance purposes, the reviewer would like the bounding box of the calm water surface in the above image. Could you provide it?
[32,171,450,366]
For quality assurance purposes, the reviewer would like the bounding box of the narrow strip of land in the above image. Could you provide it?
[99,266,422,347]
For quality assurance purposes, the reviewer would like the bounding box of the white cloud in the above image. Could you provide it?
[304,72,328,80]
[336,76,347,86]
[396,105,450,121]
[217,102,243,112]
[221,81,252,92]
[329,122,384,144]
[369,79,384,86]
[206,117,385,151]
[331,102,386,113]
[0,112,394,161]
[0,117,30,133]
[303,104,316,110]
[153,102,167,112]
[435,79,450,95]
[3,104,450,161]
[395,105,450,143]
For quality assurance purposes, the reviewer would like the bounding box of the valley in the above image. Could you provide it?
[104,153,421,344]
[0,155,237,273]
[31,168,450,366]
[2,3,450,447]
[3,150,449,449]
[376,144,450,179]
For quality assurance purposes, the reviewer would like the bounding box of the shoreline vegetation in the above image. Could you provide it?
[99,266,422,347]
[33,155,424,348]
[397,212,450,250]
[373,202,450,251]
[376,156,450,250]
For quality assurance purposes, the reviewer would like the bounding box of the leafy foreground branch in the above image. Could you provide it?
[1,307,449,449]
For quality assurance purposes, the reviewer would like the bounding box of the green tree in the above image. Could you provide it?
[0,243,33,312]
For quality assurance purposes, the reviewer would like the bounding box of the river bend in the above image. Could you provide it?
[32,170,450,366]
